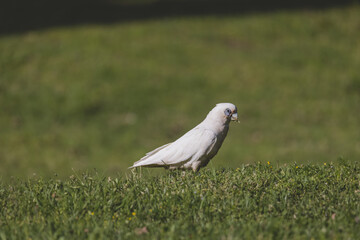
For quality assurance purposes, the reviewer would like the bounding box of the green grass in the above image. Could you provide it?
[0,5,360,178]
[1,3,360,239]
[1,161,359,239]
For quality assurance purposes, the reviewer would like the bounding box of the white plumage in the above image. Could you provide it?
[129,103,239,172]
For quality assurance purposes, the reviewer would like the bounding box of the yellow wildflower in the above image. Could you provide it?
[128,217,132,221]
[324,163,327,166]
[267,161,270,165]
[132,212,136,216]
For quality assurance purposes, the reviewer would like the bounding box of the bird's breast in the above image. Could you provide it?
[208,125,229,156]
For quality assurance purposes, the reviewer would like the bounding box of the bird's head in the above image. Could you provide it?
[207,103,240,124]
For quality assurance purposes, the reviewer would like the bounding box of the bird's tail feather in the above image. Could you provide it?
[130,143,172,168]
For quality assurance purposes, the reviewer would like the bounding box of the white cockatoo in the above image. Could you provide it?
[130,103,239,172]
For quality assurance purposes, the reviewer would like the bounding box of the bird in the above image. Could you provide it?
[129,103,239,172]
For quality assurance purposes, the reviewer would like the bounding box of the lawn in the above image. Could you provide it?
[1,3,360,238]
[1,4,359,178]
[1,162,359,239]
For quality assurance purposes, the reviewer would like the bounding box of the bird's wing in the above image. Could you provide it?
[131,127,217,168]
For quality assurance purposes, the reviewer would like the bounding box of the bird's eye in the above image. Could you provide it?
[224,108,232,117]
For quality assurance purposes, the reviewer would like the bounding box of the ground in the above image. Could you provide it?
[1,162,359,239]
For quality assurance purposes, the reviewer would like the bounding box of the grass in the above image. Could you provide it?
[1,4,360,238]
[1,161,359,239]
[0,5,360,178]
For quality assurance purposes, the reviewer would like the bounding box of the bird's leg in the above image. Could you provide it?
[191,161,202,172]
[161,160,169,169]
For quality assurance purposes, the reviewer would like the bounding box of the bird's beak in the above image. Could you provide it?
[231,113,240,123]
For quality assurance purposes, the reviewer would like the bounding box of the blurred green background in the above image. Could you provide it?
[1,0,359,179]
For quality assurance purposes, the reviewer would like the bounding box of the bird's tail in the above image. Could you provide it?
[129,143,172,169]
